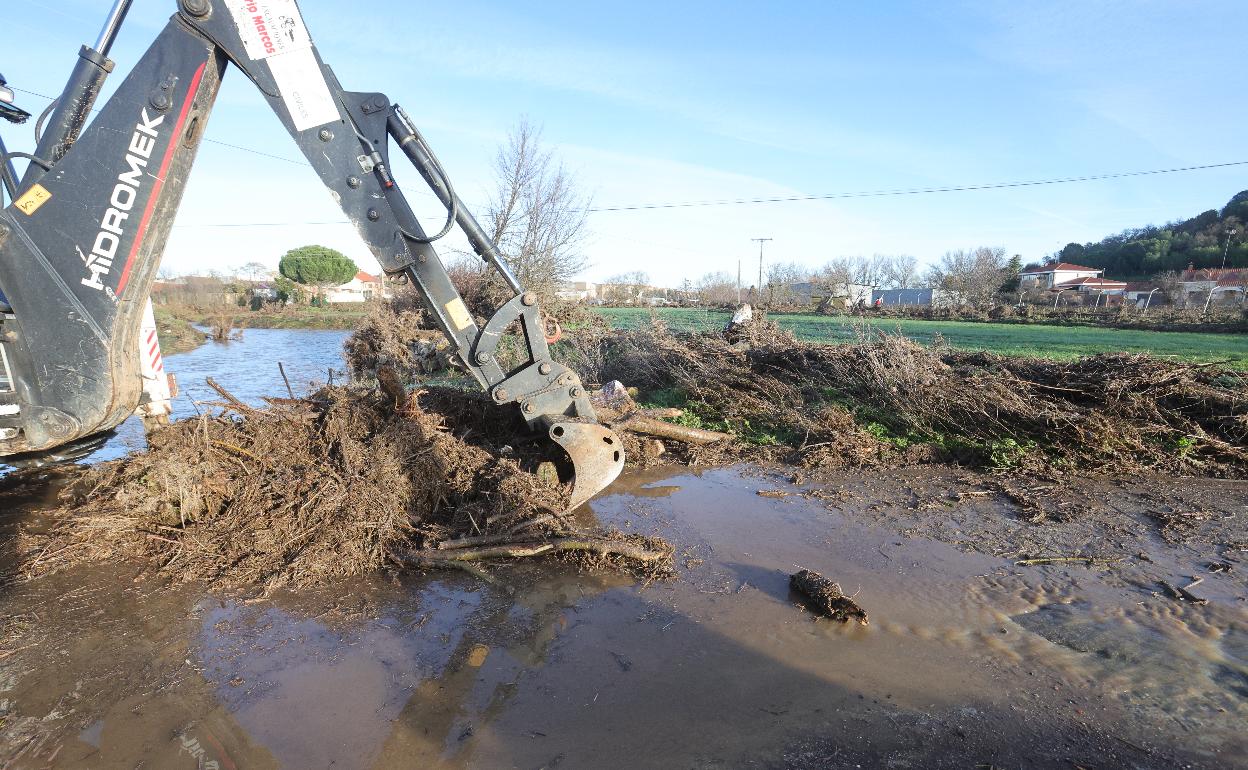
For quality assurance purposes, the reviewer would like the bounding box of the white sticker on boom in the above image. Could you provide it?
[224,0,338,131]
[224,0,312,60]
[268,48,339,131]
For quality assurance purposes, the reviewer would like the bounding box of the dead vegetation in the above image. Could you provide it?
[343,294,450,380]
[20,379,670,593]
[22,307,1247,593]
[560,318,1248,477]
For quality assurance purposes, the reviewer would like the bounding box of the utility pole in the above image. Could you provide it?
[1221,227,1239,270]
[736,259,742,304]
[751,237,772,305]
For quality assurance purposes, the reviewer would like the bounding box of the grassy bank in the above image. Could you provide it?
[593,307,1248,369]
[152,306,205,354]
[233,306,369,329]
[163,304,369,331]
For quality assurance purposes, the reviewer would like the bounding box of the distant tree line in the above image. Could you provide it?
[1056,190,1246,278]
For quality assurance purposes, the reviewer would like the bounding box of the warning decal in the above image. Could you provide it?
[13,184,51,215]
[445,298,474,331]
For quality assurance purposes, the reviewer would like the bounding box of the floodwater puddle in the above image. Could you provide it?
[1,464,1245,768]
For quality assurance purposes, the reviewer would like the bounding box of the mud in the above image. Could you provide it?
[1,462,1245,768]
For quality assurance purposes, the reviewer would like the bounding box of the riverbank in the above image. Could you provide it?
[158,303,367,333]
[2,323,1245,766]
[151,306,206,354]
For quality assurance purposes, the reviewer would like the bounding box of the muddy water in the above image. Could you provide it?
[2,464,1245,768]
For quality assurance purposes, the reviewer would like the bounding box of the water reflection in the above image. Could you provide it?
[89,328,350,464]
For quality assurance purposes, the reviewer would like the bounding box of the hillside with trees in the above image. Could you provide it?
[1056,190,1246,278]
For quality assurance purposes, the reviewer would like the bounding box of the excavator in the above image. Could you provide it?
[0,0,624,507]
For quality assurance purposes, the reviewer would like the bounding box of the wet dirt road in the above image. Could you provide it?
[1,463,1245,768]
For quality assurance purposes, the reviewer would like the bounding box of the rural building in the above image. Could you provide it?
[1019,262,1104,290]
[787,281,873,309]
[555,281,598,302]
[325,271,386,303]
[1050,276,1128,296]
[1177,267,1247,306]
[1123,282,1164,307]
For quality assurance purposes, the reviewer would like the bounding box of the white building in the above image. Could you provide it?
[325,271,386,303]
[1019,262,1104,290]
[555,281,598,302]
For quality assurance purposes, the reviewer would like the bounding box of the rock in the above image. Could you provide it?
[595,380,636,411]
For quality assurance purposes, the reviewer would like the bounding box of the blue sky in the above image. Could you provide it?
[4,0,1245,285]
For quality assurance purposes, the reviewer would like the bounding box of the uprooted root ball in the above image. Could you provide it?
[20,387,670,592]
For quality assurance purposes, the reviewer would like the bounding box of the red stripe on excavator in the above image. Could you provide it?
[116,60,208,295]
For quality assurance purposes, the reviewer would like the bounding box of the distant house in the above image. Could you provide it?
[1019,262,1104,290]
[788,281,873,309]
[1051,276,1127,295]
[1020,262,1128,300]
[250,283,278,301]
[555,281,598,302]
[1178,267,1247,306]
[325,271,386,303]
[1123,282,1164,307]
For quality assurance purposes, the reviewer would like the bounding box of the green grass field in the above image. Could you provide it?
[592,307,1248,368]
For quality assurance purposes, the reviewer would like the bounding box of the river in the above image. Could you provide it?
[89,328,351,463]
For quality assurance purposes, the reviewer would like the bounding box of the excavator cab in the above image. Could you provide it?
[0,0,623,508]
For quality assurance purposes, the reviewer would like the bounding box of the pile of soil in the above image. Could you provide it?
[20,383,669,592]
[561,319,1248,476]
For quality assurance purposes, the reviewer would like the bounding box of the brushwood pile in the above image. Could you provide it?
[17,296,1248,592]
[561,316,1247,476]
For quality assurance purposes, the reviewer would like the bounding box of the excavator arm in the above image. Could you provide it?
[0,0,623,507]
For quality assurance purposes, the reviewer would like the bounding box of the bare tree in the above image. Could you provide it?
[925,246,1009,307]
[880,255,921,289]
[764,261,811,308]
[600,270,650,304]
[239,261,270,283]
[473,118,591,304]
[695,271,739,307]
[1155,270,1185,308]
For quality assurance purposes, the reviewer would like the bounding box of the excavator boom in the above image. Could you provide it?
[0,0,623,506]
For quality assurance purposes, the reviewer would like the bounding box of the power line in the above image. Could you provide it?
[11,86,311,166]
[10,88,1243,224]
[586,161,1248,213]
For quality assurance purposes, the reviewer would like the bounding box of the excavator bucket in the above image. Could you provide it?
[546,420,626,511]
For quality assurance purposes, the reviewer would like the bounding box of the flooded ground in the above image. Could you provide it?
[1,331,1245,768]
[46,329,351,465]
[1,462,1245,768]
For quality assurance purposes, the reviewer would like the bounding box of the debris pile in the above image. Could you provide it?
[560,319,1248,476]
[343,295,451,380]
[21,379,670,592]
